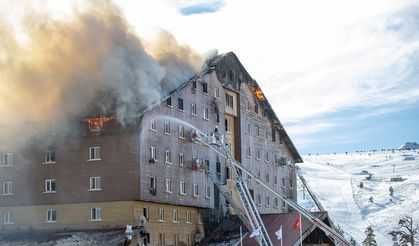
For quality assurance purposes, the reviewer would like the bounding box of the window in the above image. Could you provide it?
[165,179,172,193]
[164,121,170,135]
[274,198,279,208]
[205,186,211,198]
[225,94,234,108]
[44,151,55,163]
[191,103,197,116]
[254,126,260,137]
[246,146,251,158]
[2,182,12,195]
[150,146,156,161]
[255,148,261,160]
[193,184,199,197]
[150,176,156,191]
[282,178,286,187]
[158,233,166,246]
[179,154,184,166]
[45,179,56,193]
[265,129,269,140]
[3,211,12,224]
[216,161,221,174]
[179,181,186,195]
[203,107,209,120]
[255,104,259,114]
[274,176,278,186]
[225,118,231,132]
[91,207,102,221]
[89,147,101,160]
[143,207,149,220]
[204,159,209,168]
[272,128,276,142]
[198,212,203,224]
[45,209,57,223]
[178,98,184,111]
[246,123,251,134]
[282,200,286,209]
[166,97,172,107]
[172,210,178,223]
[266,196,270,207]
[216,113,220,123]
[150,120,157,131]
[177,126,185,139]
[186,211,191,223]
[158,208,164,222]
[214,87,219,98]
[263,110,267,117]
[265,152,269,163]
[257,194,261,205]
[289,178,293,189]
[2,153,13,166]
[246,99,250,111]
[89,177,101,191]
[202,82,208,94]
[165,150,172,164]
[265,173,270,183]
[192,81,197,90]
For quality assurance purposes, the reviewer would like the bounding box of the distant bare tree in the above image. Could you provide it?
[389,215,419,246]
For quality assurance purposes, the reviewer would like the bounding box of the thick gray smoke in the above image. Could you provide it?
[0,0,203,146]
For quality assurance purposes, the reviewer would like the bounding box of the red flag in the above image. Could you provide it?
[293,216,301,230]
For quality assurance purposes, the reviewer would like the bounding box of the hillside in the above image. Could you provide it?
[298,150,419,245]
[399,142,419,150]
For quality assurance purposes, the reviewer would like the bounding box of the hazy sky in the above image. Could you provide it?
[3,0,419,154]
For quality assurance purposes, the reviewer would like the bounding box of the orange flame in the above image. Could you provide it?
[85,116,116,132]
[255,88,265,101]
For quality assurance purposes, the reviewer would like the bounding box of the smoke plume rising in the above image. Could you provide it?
[0,0,203,144]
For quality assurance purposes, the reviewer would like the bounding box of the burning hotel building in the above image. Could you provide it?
[0,52,303,245]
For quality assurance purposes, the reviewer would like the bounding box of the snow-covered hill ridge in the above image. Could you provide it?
[297,150,419,245]
[399,142,419,150]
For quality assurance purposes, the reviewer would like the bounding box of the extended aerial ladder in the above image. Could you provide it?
[191,130,350,246]
[193,131,272,246]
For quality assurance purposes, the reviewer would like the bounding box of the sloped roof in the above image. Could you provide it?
[208,52,302,163]
[201,212,333,246]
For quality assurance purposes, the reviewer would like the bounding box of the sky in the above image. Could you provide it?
[3,0,419,154]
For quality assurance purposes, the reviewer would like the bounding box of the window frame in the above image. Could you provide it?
[44,179,56,193]
[1,153,13,166]
[165,179,172,193]
[88,147,101,161]
[90,207,102,221]
[43,151,56,164]
[179,153,184,166]
[164,121,171,135]
[178,98,184,111]
[185,211,191,224]
[2,181,13,195]
[45,209,57,223]
[203,107,209,120]
[178,125,185,139]
[165,150,172,164]
[193,184,199,197]
[89,176,102,191]
[179,181,186,195]
[158,208,165,222]
[191,103,197,116]
[172,209,178,223]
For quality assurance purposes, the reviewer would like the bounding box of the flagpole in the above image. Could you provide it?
[240,226,242,246]
[280,225,283,246]
[299,213,302,246]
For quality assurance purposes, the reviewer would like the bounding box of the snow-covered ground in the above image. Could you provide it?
[298,150,419,245]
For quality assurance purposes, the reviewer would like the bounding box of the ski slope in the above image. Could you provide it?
[298,150,419,245]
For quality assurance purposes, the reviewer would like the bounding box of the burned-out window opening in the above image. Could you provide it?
[166,97,172,107]
[254,104,259,114]
[216,161,221,173]
[216,113,220,123]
